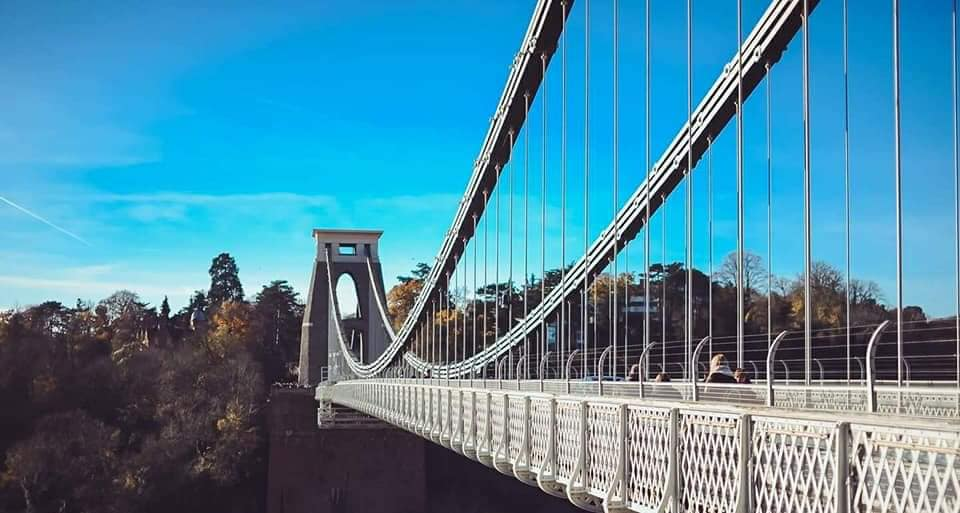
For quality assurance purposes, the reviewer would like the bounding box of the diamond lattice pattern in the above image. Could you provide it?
[752,416,837,513]
[627,406,671,510]
[679,411,741,513]
[851,424,960,513]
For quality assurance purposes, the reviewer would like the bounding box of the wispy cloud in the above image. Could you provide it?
[92,191,339,207]
[0,110,160,169]
[358,193,461,213]
[0,274,193,300]
[0,195,90,245]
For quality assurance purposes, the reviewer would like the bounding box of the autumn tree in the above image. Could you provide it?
[387,263,431,330]
[387,280,422,330]
[206,301,254,357]
[784,261,888,330]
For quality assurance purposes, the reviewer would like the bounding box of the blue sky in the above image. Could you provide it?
[2,0,959,320]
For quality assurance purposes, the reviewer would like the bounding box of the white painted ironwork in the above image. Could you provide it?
[328,380,960,513]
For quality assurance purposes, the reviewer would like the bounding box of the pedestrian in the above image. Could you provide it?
[705,353,737,384]
[734,368,751,384]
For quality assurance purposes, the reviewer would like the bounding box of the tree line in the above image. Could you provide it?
[386,251,934,371]
[0,253,304,513]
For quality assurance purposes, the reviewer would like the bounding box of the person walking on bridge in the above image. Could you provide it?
[705,354,737,384]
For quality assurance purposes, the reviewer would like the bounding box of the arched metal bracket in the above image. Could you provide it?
[566,349,582,393]
[597,345,614,396]
[517,353,530,382]
[690,336,712,402]
[566,401,602,512]
[536,398,567,499]
[765,330,790,407]
[866,320,892,413]
[493,394,513,476]
[636,341,659,399]
[513,396,538,487]
[538,351,553,391]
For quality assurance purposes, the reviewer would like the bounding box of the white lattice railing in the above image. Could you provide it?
[327,380,960,513]
[392,378,960,419]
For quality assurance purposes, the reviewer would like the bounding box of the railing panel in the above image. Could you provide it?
[626,405,672,511]
[850,423,960,513]
[678,410,742,513]
[646,382,694,402]
[440,388,449,433]
[529,397,551,472]
[568,382,599,397]
[491,393,507,457]
[697,383,766,406]
[752,416,838,513]
[477,391,491,456]
[876,389,960,418]
[463,390,475,450]
[586,402,620,496]
[431,388,441,437]
[508,395,525,463]
[452,390,463,446]
[556,399,582,485]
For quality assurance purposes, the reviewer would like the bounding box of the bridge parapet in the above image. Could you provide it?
[329,379,960,513]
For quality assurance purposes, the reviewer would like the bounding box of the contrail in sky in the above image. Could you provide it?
[0,195,91,246]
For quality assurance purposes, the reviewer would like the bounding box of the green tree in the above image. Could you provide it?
[397,262,430,283]
[208,253,244,307]
[159,296,170,322]
[252,280,304,381]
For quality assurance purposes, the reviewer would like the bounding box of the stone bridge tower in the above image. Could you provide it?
[298,229,390,385]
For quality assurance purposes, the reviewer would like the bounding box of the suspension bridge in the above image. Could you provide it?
[296,0,960,511]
